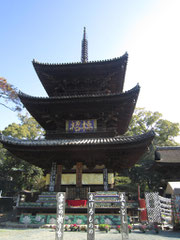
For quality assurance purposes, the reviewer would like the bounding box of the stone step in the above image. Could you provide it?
[36,199,56,203]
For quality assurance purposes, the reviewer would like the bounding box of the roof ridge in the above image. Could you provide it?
[32,52,128,66]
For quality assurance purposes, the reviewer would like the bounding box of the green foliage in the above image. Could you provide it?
[116,108,180,192]
[114,175,135,192]
[115,176,131,185]
[99,224,111,232]
[0,146,44,193]
[3,113,44,139]
[127,108,180,146]
[0,77,22,112]
[0,114,44,194]
[127,147,163,192]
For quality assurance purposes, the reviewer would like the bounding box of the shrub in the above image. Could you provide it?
[116,224,132,233]
[116,225,121,233]
[64,225,69,231]
[69,224,80,231]
[139,224,147,233]
[99,224,111,233]
[80,225,87,232]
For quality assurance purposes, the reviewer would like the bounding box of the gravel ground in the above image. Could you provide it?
[1,228,180,240]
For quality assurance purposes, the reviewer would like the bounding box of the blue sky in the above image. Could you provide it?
[0,0,180,140]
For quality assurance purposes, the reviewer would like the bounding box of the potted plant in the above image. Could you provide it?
[154,224,159,233]
[139,224,147,233]
[128,224,132,233]
[116,225,121,233]
[99,224,111,233]
[69,224,80,231]
[116,224,132,233]
[80,225,87,232]
[64,225,69,231]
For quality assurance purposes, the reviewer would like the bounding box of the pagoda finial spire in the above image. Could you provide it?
[81,27,88,63]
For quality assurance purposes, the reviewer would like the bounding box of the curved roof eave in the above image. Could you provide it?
[0,130,155,148]
[18,84,140,104]
[32,52,128,68]
[32,53,128,97]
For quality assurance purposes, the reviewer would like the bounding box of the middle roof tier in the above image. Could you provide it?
[19,84,140,139]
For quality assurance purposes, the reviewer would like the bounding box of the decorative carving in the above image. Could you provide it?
[63,160,75,170]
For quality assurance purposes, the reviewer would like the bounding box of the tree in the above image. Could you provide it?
[0,77,22,112]
[3,113,44,139]
[115,108,180,192]
[127,108,180,146]
[0,114,45,194]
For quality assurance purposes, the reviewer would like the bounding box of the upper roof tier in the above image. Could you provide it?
[32,53,128,97]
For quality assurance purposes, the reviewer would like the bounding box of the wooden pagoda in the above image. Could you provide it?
[0,28,154,198]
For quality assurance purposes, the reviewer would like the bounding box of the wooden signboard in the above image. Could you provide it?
[119,192,129,240]
[87,193,95,240]
[56,192,66,240]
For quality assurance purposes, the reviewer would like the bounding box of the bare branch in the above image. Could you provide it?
[0,102,16,112]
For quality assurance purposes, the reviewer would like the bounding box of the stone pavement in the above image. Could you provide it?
[0,229,180,240]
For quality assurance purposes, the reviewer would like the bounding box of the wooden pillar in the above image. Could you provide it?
[49,162,57,192]
[55,165,62,192]
[103,168,108,191]
[76,162,83,188]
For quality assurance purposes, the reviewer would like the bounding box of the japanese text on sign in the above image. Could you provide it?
[87,193,95,240]
[119,192,129,240]
[56,193,66,240]
[66,120,97,133]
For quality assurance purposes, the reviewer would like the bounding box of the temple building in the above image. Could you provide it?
[0,28,154,221]
[155,146,180,181]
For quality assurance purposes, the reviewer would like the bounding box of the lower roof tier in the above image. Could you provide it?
[0,131,155,171]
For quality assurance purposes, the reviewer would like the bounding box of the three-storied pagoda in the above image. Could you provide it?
[0,28,154,198]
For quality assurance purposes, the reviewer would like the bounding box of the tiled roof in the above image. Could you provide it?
[155,146,180,163]
[0,130,155,147]
[156,146,180,151]
[18,84,140,102]
[32,53,128,97]
[32,52,128,67]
